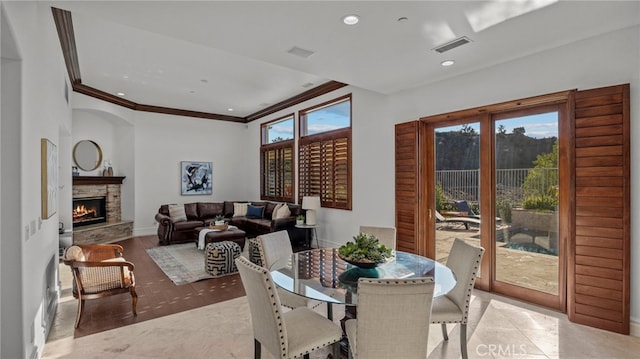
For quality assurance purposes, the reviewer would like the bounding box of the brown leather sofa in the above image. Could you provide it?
[155,201,305,246]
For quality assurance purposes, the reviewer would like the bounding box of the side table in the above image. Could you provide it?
[294,223,318,249]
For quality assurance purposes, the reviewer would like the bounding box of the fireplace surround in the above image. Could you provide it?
[72,176,133,244]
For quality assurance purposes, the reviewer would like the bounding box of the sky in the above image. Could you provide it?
[438,111,558,139]
[266,100,350,142]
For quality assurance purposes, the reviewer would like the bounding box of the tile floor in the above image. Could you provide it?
[42,287,640,358]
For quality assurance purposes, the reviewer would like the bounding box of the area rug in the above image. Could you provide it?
[146,243,213,285]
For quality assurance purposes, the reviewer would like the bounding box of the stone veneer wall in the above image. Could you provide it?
[72,177,132,244]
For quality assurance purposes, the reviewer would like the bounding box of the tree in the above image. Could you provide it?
[521,141,558,210]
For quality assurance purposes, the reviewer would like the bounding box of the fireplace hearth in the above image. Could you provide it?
[73,196,106,227]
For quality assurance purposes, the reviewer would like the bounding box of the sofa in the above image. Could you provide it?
[155,201,306,246]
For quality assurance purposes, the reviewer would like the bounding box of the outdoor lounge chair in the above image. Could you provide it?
[435,210,480,230]
[454,200,480,219]
[454,200,502,223]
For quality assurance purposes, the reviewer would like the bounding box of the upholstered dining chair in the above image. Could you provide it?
[431,237,485,359]
[63,244,137,328]
[256,230,321,310]
[235,256,342,359]
[344,277,435,359]
[359,225,396,249]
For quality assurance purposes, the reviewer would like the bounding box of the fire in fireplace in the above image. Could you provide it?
[73,196,107,227]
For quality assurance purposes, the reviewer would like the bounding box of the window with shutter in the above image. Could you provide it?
[299,95,352,210]
[261,115,295,202]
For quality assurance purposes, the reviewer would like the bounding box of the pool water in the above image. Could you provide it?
[503,242,557,256]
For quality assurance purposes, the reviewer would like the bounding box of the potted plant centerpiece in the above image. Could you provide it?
[296,215,305,225]
[338,233,393,269]
[213,215,226,226]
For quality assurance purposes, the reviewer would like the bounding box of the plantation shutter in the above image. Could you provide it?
[299,129,351,210]
[569,84,630,334]
[395,121,420,254]
[261,141,294,202]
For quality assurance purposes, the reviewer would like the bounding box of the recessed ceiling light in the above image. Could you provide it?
[117,92,125,96]
[397,17,408,22]
[200,79,208,83]
[122,75,129,79]
[342,14,359,25]
[441,60,455,67]
[227,108,234,112]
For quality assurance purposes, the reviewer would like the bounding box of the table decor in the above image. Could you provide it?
[338,232,393,268]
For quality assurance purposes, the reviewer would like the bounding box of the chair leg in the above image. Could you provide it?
[130,288,138,316]
[332,342,340,359]
[460,323,468,359]
[254,338,261,359]
[74,298,85,328]
[441,323,449,341]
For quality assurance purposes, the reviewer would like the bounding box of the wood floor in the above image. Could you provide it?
[61,235,246,338]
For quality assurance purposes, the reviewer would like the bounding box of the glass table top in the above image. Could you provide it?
[270,248,456,306]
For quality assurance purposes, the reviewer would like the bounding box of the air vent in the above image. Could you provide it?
[433,36,472,53]
[287,46,315,59]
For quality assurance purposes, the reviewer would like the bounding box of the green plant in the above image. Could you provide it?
[296,215,305,221]
[496,199,512,223]
[213,214,225,221]
[338,233,392,263]
[522,194,557,211]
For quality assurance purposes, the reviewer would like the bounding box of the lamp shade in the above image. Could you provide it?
[301,196,321,210]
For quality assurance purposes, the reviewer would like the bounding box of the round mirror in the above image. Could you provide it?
[73,140,103,171]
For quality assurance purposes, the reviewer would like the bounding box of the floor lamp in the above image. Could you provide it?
[302,196,321,225]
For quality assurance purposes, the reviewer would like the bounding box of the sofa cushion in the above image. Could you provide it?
[247,218,272,232]
[224,201,246,217]
[198,202,224,219]
[264,202,277,219]
[184,203,199,220]
[274,204,291,219]
[246,204,265,218]
[173,220,203,230]
[271,203,284,219]
[169,204,187,222]
[233,202,250,217]
[159,204,170,216]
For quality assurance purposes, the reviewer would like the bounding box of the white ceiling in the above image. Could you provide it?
[52,1,640,119]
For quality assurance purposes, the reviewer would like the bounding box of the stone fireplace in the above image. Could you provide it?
[72,176,133,244]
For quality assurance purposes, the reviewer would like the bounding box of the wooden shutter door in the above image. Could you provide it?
[395,121,421,254]
[570,83,630,334]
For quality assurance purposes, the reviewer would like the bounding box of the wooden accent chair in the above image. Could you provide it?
[63,244,137,328]
[344,277,435,359]
[235,256,342,359]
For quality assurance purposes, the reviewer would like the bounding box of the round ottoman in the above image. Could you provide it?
[205,241,241,277]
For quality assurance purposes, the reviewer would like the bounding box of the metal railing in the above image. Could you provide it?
[436,168,558,206]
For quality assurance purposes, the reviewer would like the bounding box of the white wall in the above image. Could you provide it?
[1,2,72,358]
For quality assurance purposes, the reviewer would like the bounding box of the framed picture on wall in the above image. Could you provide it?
[41,138,58,219]
[180,161,212,195]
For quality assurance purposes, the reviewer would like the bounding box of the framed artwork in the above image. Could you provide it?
[181,161,212,195]
[41,138,58,219]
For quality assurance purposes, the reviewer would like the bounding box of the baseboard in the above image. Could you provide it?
[630,319,640,337]
[133,226,156,237]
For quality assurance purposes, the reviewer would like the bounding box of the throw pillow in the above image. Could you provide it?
[246,204,264,218]
[274,204,291,219]
[168,204,187,222]
[233,202,250,217]
[65,245,85,261]
[272,203,284,219]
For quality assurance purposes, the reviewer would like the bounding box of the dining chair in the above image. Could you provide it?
[431,237,485,359]
[358,225,396,250]
[235,256,342,359]
[256,230,321,310]
[344,277,435,359]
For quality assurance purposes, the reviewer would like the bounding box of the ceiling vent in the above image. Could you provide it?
[288,46,315,59]
[433,36,472,53]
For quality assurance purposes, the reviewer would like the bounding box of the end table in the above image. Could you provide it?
[294,223,318,249]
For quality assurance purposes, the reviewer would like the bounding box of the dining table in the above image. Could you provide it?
[270,247,456,320]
